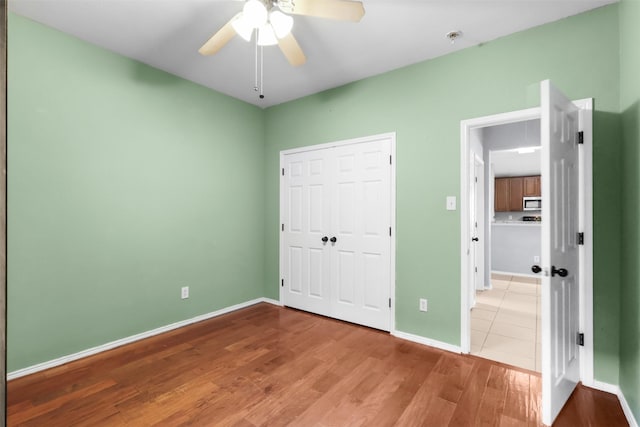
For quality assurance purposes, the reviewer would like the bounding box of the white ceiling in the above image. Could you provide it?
[9,0,616,107]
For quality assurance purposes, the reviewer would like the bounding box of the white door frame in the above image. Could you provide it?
[459,100,594,387]
[278,132,397,332]
[468,153,485,309]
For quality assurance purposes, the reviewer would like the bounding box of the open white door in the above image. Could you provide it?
[473,156,485,291]
[540,80,581,425]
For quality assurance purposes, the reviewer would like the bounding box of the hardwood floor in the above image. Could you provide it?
[8,303,628,426]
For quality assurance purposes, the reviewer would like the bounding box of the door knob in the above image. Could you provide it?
[330,237,337,243]
[531,265,542,274]
[321,236,328,243]
[551,266,568,277]
[471,237,479,242]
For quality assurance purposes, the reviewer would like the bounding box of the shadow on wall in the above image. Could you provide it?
[592,110,623,382]
[620,100,640,413]
[128,3,222,87]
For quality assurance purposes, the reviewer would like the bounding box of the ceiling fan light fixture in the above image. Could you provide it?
[269,10,294,39]
[257,23,278,46]
[242,0,268,28]
[231,13,254,41]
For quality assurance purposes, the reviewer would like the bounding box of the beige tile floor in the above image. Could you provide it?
[471,273,541,372]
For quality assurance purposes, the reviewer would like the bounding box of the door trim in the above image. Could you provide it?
[278,132,397,333]
[472,153,485,292]
[459,100,594,387]
[1,1,7,420]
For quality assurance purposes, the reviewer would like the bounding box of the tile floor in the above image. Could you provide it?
[471,273,541,372]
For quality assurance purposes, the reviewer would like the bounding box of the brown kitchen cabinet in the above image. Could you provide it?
[509,177,524,211]
[523,175,541,197]
[495,175,541,212]
[494,178,510,212]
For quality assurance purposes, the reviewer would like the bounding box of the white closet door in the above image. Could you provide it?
[331,140,391,330]
[282,149,332,316]
[281,136,393,332]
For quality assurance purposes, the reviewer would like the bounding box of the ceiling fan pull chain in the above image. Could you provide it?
[254,30,259,93]
[260,45,265,99]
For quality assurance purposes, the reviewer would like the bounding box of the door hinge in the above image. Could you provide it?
[475,267,478,273]
[281,223,284,232]
[389,227,392,237]
[578,332,584,346]
[389,155,392,165]
[281,279,284,288]
[577,232,584,245]
[282,168,285,176]
[389,298,391,308]
[475,177,478,183]
[577,131,584,145]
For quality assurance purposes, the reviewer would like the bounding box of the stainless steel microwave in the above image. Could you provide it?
[523,197,542,210]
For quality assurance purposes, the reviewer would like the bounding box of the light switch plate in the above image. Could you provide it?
[446,196,457,211]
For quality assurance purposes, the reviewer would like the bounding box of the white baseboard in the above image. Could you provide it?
[590,380,619,394]
[590,380,638,427]
[261,297,282,306]
[7,297,274,381]
[392,330,462,354]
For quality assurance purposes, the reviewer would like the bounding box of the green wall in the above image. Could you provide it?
[264,5,622,384]
[8,3,630,396]
[8,14,265,371]
[619,0,640,420]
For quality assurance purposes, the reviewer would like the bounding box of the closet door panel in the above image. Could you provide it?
[337,251,356,304]
[282,149,332,315]
[331,140,391,331]
[334,151,360,308]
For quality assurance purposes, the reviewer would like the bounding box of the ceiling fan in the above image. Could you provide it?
[198,0,365,67]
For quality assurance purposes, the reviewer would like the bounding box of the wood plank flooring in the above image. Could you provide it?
[7,303,628,426]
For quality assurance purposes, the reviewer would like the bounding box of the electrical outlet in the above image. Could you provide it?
[181,286,189,299]
[419,298,428,312]
[534,255,540,263]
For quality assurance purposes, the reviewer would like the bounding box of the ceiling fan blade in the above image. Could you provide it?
[287,0,365,22]
[277,32,306,66]
[198,16,237,56]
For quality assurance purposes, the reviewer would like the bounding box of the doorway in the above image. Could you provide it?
[460,86,594,425]
[471,122,543,371]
